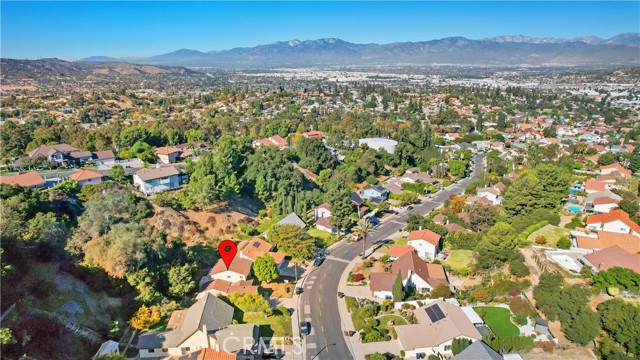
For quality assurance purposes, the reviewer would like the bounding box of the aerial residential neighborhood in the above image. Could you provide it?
[1,2,640,360]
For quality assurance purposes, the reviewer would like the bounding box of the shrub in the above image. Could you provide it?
[557,236,571,249]
[509,297,533,316]
[515,314,528,325]
[535,235,547,245]
[354,274,364,282]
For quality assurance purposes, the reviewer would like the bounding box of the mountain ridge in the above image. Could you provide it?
[56,33,640,67]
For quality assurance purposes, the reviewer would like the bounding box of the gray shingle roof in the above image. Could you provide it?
[451,340,503,360]
[137,293,234,349]
[277,212,306,229]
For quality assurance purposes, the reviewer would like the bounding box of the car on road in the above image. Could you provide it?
[407,205,414,210]
[295,287,303,295]
[263,349,285,359]
[338,291,345,298]
[300,321,311,335]
[313,257,324,267]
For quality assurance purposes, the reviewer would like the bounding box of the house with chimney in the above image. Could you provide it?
[391,252,448,293]
[29,143,80,166]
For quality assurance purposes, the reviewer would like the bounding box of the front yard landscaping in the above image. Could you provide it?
[474,306,519,339]
[240,307,293,337]
[307,228,340,248]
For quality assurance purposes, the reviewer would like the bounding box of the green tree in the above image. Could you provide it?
[557,236,571,249]
[503,173,544,216]
[429,282,452,299]
[109,164,126,182]
[329,182,355,238]
[268,224,316,260]
[53,179,79,195]
[563,307,601,345]
[353,218,376,257]
[592,267,640,292]
[0,327,15,346]
[451,338,472,355]
[468,203,497,231]
[23,212,68,247]
[119,126,150,148]
[392,272,404,302]
[254,253,280,283]
[598,298,640,355]
[448,159,467,178]
[95,354,127,360]
[167,262,197,298]
[476,222,518,270]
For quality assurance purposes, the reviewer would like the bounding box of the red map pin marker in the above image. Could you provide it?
[218,240,237,270]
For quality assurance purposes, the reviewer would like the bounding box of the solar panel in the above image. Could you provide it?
[425,304,446,323]
[252,241,261,248]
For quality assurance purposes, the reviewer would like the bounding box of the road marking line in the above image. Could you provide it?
[311,275,317,280]
[325,256,350,264]
[306,281,315,285]
[304,305,310,314]
[307,343,317,349]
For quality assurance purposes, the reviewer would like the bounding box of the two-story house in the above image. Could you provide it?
[133,166,181,195]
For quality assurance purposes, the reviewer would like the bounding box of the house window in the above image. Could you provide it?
[148,349,155,353]
[444,345,451,351]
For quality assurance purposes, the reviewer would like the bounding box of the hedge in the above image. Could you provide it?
[518,221,548,244]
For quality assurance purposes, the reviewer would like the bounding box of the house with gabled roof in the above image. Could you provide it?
[407,229,441,260]
[137,293,259,358]
[583,246,640,273]
[154,146,182,164]
[92,150,116,165]
[69,169,105,188]
[29,143,80,166]
[133,165,181,195]
[394,300,482,358]
[392,252,448,292]
[236,238,285,269]
[253,135,288,149]
[451,340,503,360]
[600,162,632,179]
[0,171,46,189]
[586,210,640,237]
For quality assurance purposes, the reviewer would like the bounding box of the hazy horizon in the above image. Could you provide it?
[1,1,639,60]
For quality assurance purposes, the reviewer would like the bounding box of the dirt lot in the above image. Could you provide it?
[352,258,390,279]
[523,346,596,360]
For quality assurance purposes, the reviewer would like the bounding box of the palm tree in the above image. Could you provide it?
[353,218,376,258]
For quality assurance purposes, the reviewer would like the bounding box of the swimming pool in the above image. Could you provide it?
[570,189,579,195]
[567,205,582,213]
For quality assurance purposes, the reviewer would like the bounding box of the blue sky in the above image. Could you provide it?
[1,1,639,60]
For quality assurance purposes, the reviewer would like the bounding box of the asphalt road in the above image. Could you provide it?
[299,153,485,360]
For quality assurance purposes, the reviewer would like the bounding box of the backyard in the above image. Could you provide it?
[526,225,569,248]
[474,306,519,339]
[445,250,475,273]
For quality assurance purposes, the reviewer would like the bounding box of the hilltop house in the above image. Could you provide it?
[361,185,389,204]
[133,166,181,195]
[0,171,46,189]
[252,136,288,149]
[154,146,182,164]
[137,294,258,358]
[29,143,80,166]
[69,169,104,188]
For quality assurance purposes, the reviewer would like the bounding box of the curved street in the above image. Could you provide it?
[297,153,485,360]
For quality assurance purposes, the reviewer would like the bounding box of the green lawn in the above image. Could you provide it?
[379,237,407,255]
[241,309,292,337]
[445,250,475,272]
[474,306,519,338]
[308,228,339,248]
[377,315,407,331]
[527,225,569,248]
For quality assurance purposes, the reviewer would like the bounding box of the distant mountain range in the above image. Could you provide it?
[77,33,640,67]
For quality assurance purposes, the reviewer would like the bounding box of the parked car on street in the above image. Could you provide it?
[300,321,311,335]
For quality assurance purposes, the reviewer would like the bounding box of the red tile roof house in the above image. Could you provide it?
[69,169,105,188]
[406,229,441,260]
[302,131,324,139]
[387,245,416,260]
[600,162,633,179]
[586,210,640,237]
[0,171,46,189]
[584,179,613,193]
[572,230,640,255]
[199,257,253,289]
[236,238,286,269]
[252,135,288,149]
[197,279,258,298]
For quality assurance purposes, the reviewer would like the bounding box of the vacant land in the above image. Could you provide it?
[527,225,569,248]
[445,250,475,272]
[475,306,519,338]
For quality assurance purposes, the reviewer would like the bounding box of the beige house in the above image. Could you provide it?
[395,300,482,358]
[137,294,258,358]
[154,146,181,164]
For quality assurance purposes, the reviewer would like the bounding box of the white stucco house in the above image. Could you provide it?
[406,229,441,260]
[133,165,182,195]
